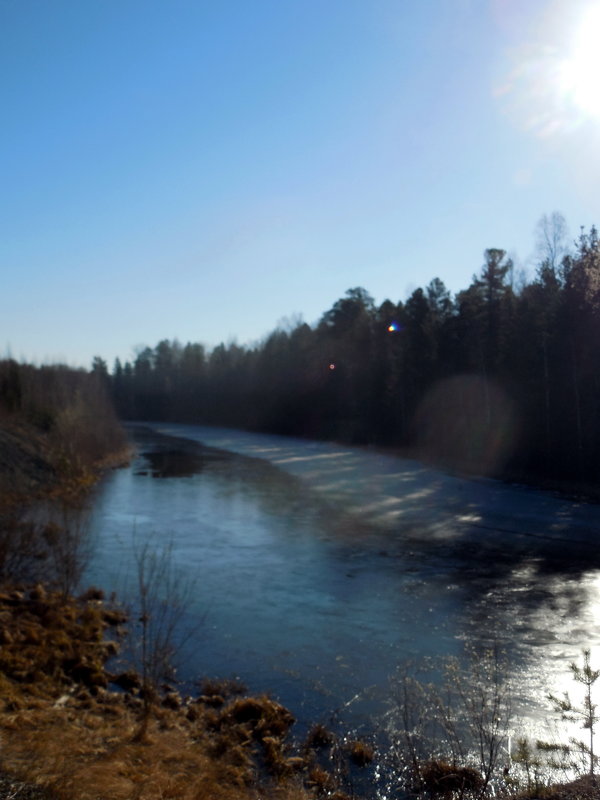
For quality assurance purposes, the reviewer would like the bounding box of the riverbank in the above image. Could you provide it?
[0,580,598,800]
[2,414,599,798]
[0,410,358,799]
[0,415,131,496]
[0,583,365,800]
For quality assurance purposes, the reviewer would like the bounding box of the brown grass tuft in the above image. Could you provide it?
[304,723,334,750]
[344,738,374,767]
[0,585,328,800]
[420,759,484,796]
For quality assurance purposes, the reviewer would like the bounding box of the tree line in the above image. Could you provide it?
[99,215,600,484]
[0,360,126,472]
[0,360,128,591]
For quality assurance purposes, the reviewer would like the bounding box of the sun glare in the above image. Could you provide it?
[503,2,600,137]
[558,4,600,119]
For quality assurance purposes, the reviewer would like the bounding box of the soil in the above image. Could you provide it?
[0,418,56,498]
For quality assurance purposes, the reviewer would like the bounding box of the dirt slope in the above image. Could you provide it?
[0,419,56,497]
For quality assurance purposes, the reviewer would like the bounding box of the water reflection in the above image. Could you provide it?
[87,423,600,740]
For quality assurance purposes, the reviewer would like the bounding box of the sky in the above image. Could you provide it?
[2,0,600,368]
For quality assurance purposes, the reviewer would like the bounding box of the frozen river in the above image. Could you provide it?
[86,422,600,737]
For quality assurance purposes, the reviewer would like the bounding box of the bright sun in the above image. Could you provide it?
[558,4,600,119]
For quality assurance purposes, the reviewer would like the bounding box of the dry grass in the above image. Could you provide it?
[511,775,600,800]
[0,588,593,800]
[418,760,484,796]
[344,740,375,768]
[0,586,338,800]
[303,724,334,751]
[0,698,322,800]
[2,707,257,800]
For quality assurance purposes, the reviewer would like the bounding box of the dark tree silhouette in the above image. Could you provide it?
[106,219,600,487]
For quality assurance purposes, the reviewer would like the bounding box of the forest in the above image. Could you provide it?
[100,217,600,486]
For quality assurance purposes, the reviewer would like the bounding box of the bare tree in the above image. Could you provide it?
[42,502,93,598]
[130,535,200,735]
[385,647,512,798]
[535,211,569,271]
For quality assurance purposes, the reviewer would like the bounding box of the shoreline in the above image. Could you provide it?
[0,580,596,800]
[1,420,598,798]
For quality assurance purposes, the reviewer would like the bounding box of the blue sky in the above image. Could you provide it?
[2,0,600,368]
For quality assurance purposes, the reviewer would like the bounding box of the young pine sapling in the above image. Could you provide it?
[548,648,600,779]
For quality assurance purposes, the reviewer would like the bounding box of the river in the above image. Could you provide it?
[86,422,600,744]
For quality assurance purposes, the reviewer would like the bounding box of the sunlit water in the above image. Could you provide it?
[86,423,600,757]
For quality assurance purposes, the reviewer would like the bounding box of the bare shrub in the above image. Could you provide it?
[384,647,512,798]
[0,515,47,585]
[41,503,93,598]
[128,535,200,734]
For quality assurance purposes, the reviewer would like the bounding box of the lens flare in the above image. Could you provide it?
[414,374,518,476]
[387,322,400,332]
